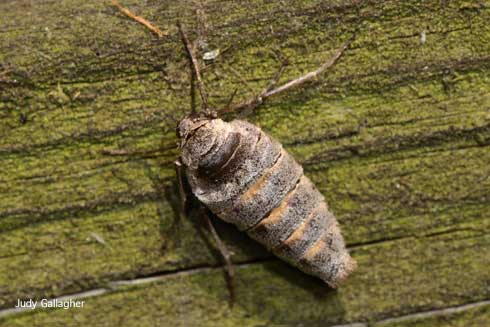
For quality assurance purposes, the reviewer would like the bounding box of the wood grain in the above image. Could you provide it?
[0,0,489,325]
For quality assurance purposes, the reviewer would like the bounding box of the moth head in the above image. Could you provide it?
[177,115,227,169]
[177,110,218,139]
[177,115,207,141]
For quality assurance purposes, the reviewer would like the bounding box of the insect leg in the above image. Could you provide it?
[174,159,188,218]
[262,41,350,98]
[220,55,288,116]
[263,60,289,94]
[176,160,235,305]
[200,207,236,307]
[224,88,238,110]
[218,39,353,116]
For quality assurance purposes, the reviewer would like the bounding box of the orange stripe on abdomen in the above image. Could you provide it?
[240,151,284,202]
[221,149,303,231]
[247,175,323,249]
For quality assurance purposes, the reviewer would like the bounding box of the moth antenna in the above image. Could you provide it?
[177,22,209,114]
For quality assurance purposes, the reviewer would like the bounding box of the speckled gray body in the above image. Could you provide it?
[178,116,356,287]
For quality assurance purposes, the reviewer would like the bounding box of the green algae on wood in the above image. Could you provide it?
[0,0,489,325]
[1,229,489,326]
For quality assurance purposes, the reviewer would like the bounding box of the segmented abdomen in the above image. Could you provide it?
[186,119,356,286]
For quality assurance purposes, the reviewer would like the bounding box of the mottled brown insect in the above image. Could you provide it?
[111,3,356,304]
[178,117,357,287]
[174,21,356,290]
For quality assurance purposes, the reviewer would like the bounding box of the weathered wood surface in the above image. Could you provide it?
[1,0,489,326]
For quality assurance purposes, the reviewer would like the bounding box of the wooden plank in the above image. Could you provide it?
[0,0,489,324]
[0,230,488,326]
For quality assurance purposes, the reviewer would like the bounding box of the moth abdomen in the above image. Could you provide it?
[298,221,357,287]
[273,202,331,260]
[231,149,303,230]
[182,117,356,287]
[246,175,323,249]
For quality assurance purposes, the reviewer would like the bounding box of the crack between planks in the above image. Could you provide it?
[0,254,488,323]
[373,300,490,326]
[326,300,490,326]
[0,257,272,318]
[347,234,415,249]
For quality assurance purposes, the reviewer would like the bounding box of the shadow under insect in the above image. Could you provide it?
[163,166,341,296]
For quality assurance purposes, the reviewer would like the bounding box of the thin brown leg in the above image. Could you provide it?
[175,160,235,306]
[263,50,290,93]
[174,159,188,218]
[200,207,236,307]
[263,61,288,94]
[224,88,238,109]
[218,39,353,115]
[219,52,288,116]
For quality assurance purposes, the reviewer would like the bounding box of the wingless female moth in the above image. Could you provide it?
[111,1,357,305]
